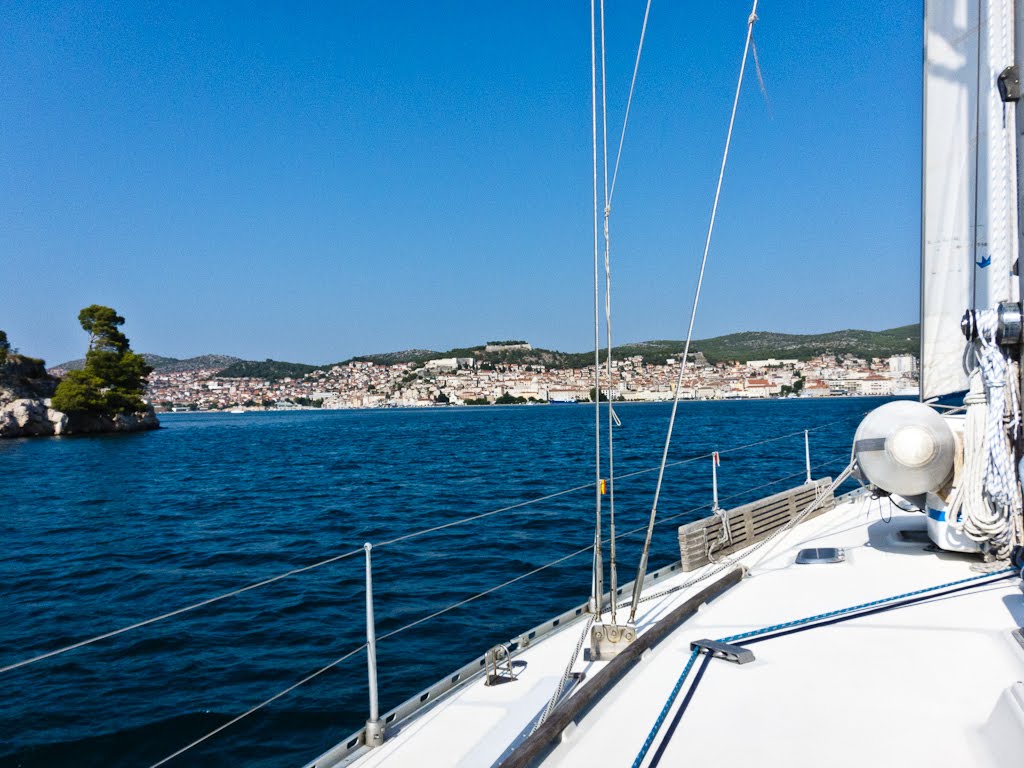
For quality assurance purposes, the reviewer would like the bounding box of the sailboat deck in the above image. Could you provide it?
[320,490,1024,768]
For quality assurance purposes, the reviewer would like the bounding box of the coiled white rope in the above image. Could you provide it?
[960,309,1022,559]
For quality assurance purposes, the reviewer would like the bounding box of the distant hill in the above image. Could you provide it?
[343,344,576,368]
[52,353,241,374]
[687,325,921,364]
[215,359,319,380]
[342,349,441,366]
[558,325,921,366]
[51,324,920,380]
[342,324,921,368]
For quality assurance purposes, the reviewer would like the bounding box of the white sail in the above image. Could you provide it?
[922,0,1019,400]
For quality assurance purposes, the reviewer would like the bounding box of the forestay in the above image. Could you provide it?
[922,0,1019,400]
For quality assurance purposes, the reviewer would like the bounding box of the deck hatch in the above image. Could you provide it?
[898,528,932,544]
[795,546,845,564]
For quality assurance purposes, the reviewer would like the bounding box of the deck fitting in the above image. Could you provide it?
[690,638,755,664]
[590,622,636,660]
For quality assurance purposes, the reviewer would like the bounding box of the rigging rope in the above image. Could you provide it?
[629,0,761,623]
[599,0,620,624]
[593,0,656,624]
[959,310,1022,558]
[750,35,772,118]
[608,0,653,207]
[531,614,595,734]
[590,0,605,620]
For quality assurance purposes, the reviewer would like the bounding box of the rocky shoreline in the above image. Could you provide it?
[0,397,159,438]
[0,355,159,438]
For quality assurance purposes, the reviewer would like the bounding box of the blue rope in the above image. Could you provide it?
[721,567,1014,644]
[648,651,713,768]
[630,567,1015,767]
[630,648,700,768]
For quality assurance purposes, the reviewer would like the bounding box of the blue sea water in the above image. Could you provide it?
[0,398,887,767]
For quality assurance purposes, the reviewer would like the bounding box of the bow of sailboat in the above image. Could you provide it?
[304,0,1024,764]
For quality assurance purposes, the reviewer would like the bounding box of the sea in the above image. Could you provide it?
[0,397,890,767]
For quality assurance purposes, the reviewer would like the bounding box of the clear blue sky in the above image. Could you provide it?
[2,1,921,365]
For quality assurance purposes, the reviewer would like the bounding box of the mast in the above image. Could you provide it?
[1012,1,1024,546]
[946,0,1024,558]
[1015,1,1024,390]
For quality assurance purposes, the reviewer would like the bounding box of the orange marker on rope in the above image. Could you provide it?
[600,478,607,495]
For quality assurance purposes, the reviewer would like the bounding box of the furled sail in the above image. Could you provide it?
[922,0,1019,400]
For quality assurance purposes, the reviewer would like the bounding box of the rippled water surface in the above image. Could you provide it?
[0,398,888,767]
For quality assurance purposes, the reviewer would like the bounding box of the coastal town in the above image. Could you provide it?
[144,344,920,411]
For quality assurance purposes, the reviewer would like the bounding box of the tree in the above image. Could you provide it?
[51,371,109,412]
[78,305,130,354]
[0,330,8,364]
[495,391,527,405]
[52,305,153,414]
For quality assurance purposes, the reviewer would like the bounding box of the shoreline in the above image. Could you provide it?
[155,393,908,416]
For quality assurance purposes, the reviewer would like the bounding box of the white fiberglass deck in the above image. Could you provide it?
[323,490,1024,768]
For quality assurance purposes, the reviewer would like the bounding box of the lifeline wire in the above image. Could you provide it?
[628,462,853,608]
[3,424,852,676]
[0,546,364,675]
[146,546,607,766]
[530,459,843,735]
[378,465,844,646]
[629,0,761,623]
[147,643,368,768]
[138,458,849,766]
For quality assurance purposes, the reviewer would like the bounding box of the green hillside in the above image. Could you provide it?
[343,349,441,366]
[215,359,319,380]
[343,345,575,368]
[343,324,920,368]
[52,353,242,374]
[690,324,920,364]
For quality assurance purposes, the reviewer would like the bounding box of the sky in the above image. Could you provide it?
[1,1,922,366]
